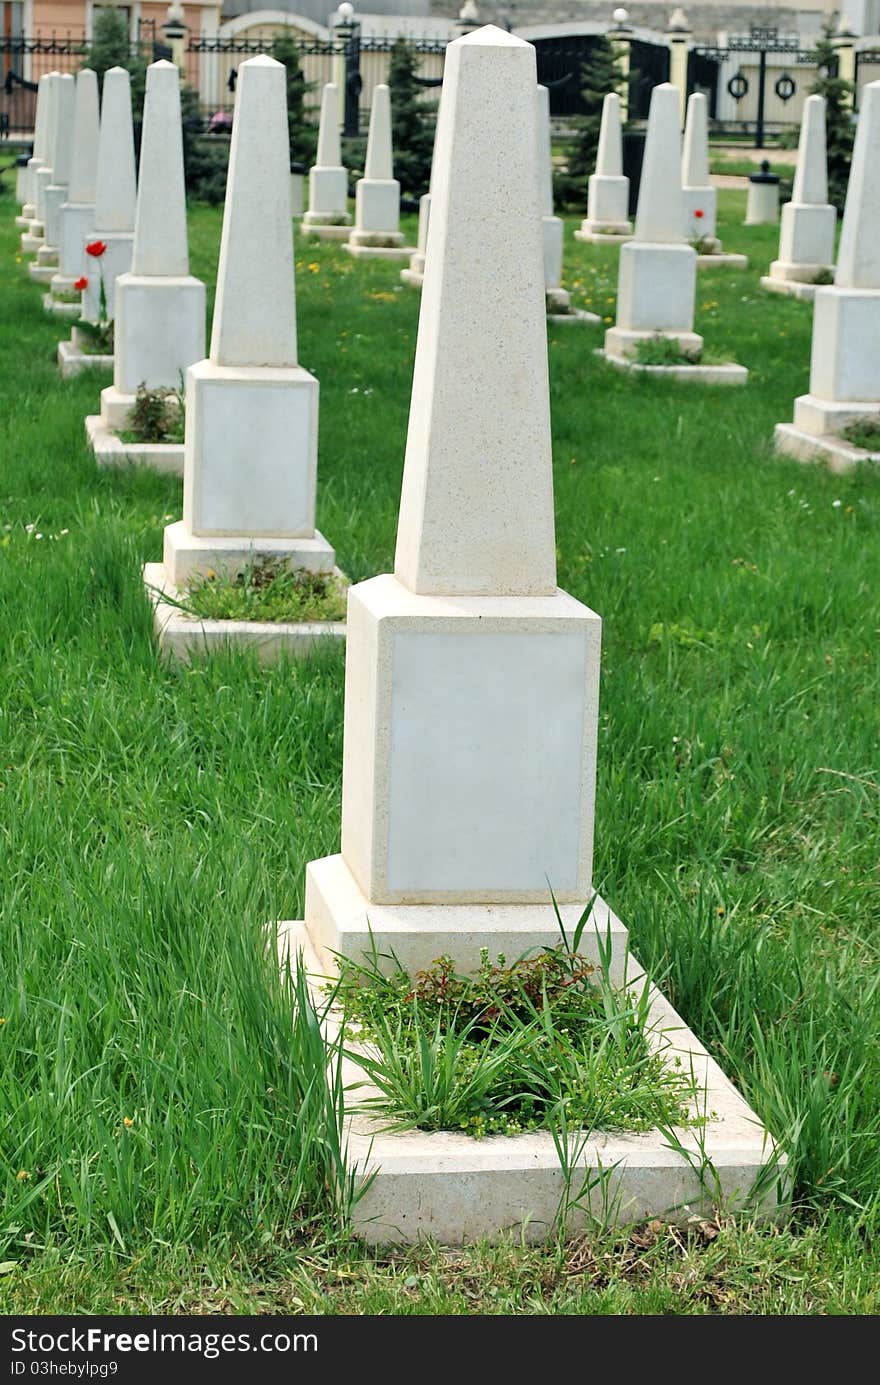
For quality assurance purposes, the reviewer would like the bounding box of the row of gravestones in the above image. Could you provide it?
[15,24,878,1241]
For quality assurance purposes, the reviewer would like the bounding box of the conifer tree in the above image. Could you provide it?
[810,23,856,214]
[83,7,147,131]
[557,37,625,209]
[388,39,434,198]
[271,31,316,170]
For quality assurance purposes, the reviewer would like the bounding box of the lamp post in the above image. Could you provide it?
[608,8,633,122]
[332,3,362,137]
[162,3,188,75]
[666,7,692,128]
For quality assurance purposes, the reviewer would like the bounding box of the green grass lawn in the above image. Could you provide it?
[1,189,878,1314]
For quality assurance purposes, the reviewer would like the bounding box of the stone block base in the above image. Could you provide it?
[21,231,43,255]
[345,232,412,262]
[767,259,835,285]
[85,415,184,475]
[15,214,29,230]
[599,348,748,386]
[792,393,880,437]
[28,261,55,284]
[57,337,113,378]
[163,518,337,587]
[36,244,58,267]
[696,252,749,270]
[277,915,787,1245]
[774,422,880,472]
[399,266,424,289]
[760,276,820,302]
[143,562,347,665]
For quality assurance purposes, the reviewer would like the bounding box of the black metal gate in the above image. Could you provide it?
[532,34,670,121]
[688,27,822,147]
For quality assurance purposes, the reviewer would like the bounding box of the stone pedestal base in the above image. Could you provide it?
[809,287,880,403]
[583,174,630,235]
[36,244,58,268]
[599,348,748,386]
[302,223,352,242]
[604,326,704,360]
[15,214,30,230]
[57,202,94,281]
[760,276,820,302]
[28,261,56,284]
[57,336,114,378]
[745,181,779,225]
[766,259,834,286]
[21,202,37,221]
[696,251,749,270]
[542,214,563,296]
[345,229,411,261]
[353,178,401,242]
[112,273,206,398]
[682,186,717,242]
[162,520,337,587]
[42,292,82,320]
[573,224,633,245]
[792,393,880,437]
[305,168,349,224]
[615,242,698,340]
[21,232,44,255]
[546,287,599,324]
[81,230,134,324]
[400,252,425,289]
[774,422,880,472]
[777,202,836,269]
[144,562,347,664]
[85,414,184,475]
[278,914,787,1244]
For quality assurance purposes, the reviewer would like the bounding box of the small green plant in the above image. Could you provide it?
[175,558,348,624]
[810,268,835,286]
[335,938,698,1139]
[631,336,702,367]
[690,235,716,256]
[842,417,880,452]
[119,383,184,445]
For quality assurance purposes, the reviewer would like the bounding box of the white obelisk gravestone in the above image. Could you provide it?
[400,117,439,289]
[303,82,350,237]
[25,71,60,251]
[98,61,206,431]
[51,69,100,297]
[162,55,335,586]
[763,96,836,296]
[775,80,880,463]
[604,83,701,360]
[681,92,717,246]
[575,92,632,243]
[81,67,137,325]
[20,73,51,226]
[346,84,409,259]
[303,26,602,974]
[37,73,76,268]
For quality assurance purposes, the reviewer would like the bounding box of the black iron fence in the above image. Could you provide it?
[688,29,823,146]
[0,22,156,136]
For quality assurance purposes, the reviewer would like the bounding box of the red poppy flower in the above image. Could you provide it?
[85,240,107,257]
[74,276,88,291]
[694,209,704,219]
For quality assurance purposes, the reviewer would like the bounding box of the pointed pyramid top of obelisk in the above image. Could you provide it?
[49,73,76,187]
[93,67,137,231]
[210,54,298,368]
[537,84,554,217]
[132,61,189,277]
[364,84,394,181]
[835,79,880,289]
[394,24,556,597]
[68,69,100,204]
[316,82,342,167]
[792,95,828,206]
[634,83,684,243]
[595,91,623,177]
[682,91,710,188]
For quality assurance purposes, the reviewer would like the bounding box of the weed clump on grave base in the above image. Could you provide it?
[119,383,185,445]
[176,557,347,624]
[334,934,700,1139]
[841,417,880,451]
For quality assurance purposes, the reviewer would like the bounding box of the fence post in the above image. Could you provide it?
[833,24,857,109]
[666,7,692,127]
